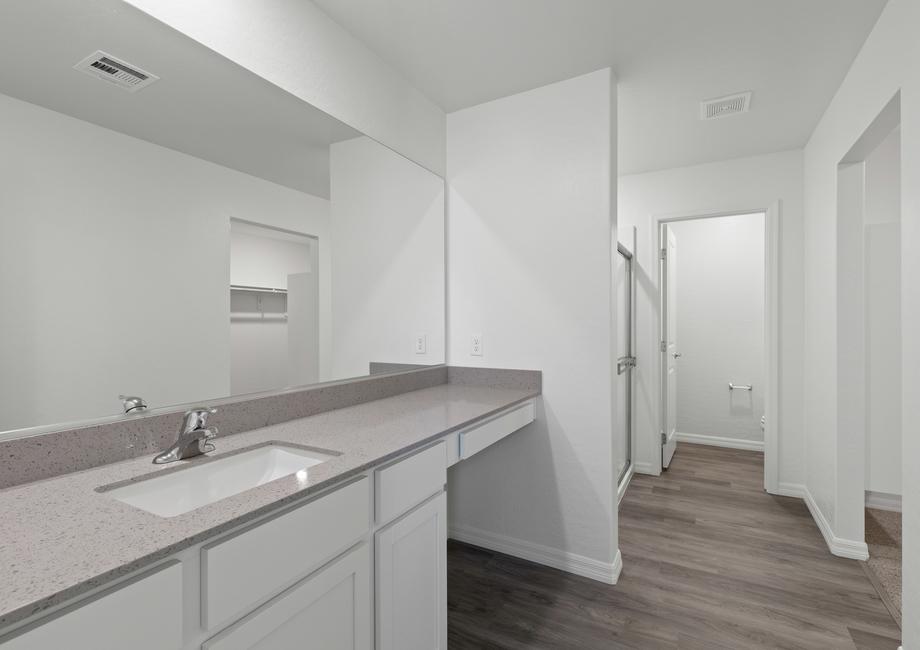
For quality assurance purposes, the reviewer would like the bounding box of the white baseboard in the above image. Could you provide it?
[675,432,764,452]
[633,460,658,475]
[802,487,869,560]
[449,523,622,584]
[865,491,901,512]
[774,482,807,498]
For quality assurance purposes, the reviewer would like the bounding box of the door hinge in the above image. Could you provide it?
[660,340,667,352]
[659,247,667,260]
[660,431,667,445]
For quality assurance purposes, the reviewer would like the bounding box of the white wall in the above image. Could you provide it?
[124,0,446,176]
[864,126,901,498]
[669,214,765,443]
[446,70,620,576]
[866,126,902,227]
[865,225,900,496]
[0,92,331,431]
[618,149,805,485]
[801,0,918,643]
[329,136,445,378]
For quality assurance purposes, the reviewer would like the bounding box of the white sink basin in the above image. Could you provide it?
[105,445,334,517]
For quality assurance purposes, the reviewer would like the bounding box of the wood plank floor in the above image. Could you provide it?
[447,443,902,649]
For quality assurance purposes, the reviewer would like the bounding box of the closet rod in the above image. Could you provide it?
[230,284,287,294]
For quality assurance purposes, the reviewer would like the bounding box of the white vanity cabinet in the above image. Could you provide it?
[375,492,447,650]
[1,399,535,650]
[372,441,448,650]
[202,543,371,650]
[0,562,183,650]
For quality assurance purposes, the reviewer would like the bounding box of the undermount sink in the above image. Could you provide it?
[104,445,335,517]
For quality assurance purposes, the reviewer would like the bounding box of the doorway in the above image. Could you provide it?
[656,207,780,490]
[836,92,902,626]
[229,218,320,395]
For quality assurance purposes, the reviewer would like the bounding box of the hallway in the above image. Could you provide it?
[447,444,901,649]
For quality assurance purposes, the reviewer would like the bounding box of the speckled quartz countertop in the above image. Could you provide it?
[0,382,538,628]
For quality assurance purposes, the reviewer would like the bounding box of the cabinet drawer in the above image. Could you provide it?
[203,543,371,650]
[0,562,182,650]
[460,400,535,460]
[202,477,370,630]
[375,442,446,525]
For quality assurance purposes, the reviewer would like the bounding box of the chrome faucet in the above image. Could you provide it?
[153,407,219,464]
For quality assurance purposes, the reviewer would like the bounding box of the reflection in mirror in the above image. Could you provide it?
[0,0,445,436]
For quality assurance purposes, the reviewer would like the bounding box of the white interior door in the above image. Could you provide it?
[662,225,679,469]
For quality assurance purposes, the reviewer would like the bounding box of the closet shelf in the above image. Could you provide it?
[230,284,287,294]
[230,313,288,321]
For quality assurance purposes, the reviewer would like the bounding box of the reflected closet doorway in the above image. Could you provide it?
[229,218,320,396]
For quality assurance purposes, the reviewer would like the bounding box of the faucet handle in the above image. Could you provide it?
[185,406,217,416]
[119,395,148,414]
[182,406,217,431]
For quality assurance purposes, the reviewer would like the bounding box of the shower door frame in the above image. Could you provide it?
[617,242,636,491]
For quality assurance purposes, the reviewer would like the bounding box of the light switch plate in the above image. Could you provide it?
[414,334,427,354]
[470,334,483,356]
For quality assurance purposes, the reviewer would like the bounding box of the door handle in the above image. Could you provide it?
[617,357,636,375]
[672,352,682,359]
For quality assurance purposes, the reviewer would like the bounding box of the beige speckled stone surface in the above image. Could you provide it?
[0,382,538,629]
[448,366,542,391]
[0,366,448,490]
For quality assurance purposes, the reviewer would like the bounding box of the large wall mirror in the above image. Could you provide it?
[0,0,445,437]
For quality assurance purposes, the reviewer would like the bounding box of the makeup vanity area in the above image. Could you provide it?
[0,369,538,650]
[0,2,539,648]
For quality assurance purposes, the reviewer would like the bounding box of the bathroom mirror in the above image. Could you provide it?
[0,0,445,437]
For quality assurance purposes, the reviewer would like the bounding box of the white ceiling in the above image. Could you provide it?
[311,0,887,174]
[0,0,360,196]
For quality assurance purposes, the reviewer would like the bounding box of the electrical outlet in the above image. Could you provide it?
[470,334,483,356]
[414,334,427,354]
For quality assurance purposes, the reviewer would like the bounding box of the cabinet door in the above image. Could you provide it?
[376,491,447,650]
[203,543,371,650]
[0,562,182,650]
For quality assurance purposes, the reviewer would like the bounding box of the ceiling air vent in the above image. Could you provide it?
[73,51,159,92]
[700,91,752,120]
